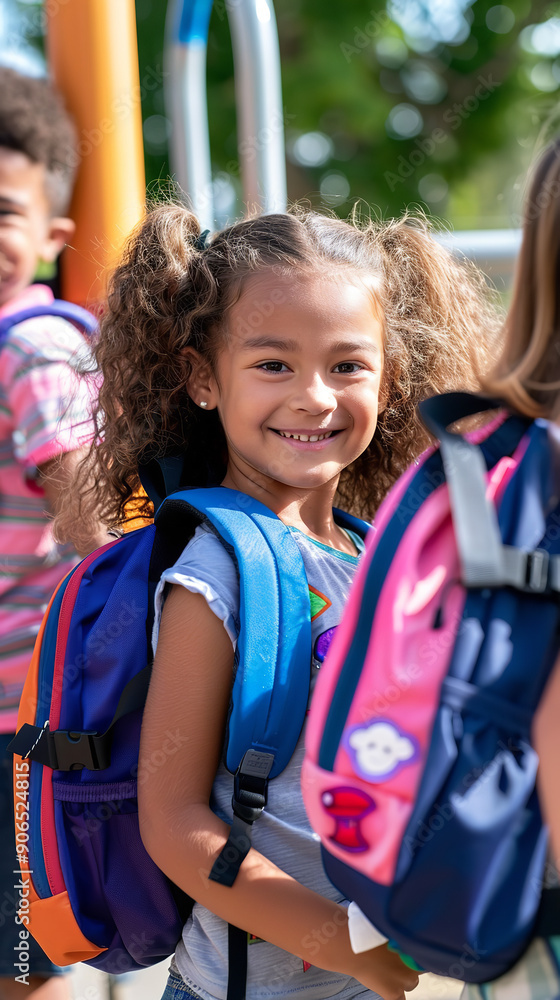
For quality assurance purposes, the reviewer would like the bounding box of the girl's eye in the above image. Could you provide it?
[333,362,364,374]
[257,361,290,373]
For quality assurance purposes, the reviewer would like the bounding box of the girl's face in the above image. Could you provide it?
[198,269,385,499]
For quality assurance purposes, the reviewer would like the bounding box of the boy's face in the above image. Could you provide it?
[0,147,74,308]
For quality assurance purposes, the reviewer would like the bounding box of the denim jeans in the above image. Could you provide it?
[160,967,204,1000]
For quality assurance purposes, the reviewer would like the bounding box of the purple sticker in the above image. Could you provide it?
[315,626,337,664]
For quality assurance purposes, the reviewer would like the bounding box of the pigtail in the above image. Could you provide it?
[56,206,226,538]
[336,217,501,517]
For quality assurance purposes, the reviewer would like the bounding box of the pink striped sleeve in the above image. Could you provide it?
[3,317,97,469]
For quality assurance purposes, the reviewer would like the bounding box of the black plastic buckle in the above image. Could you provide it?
[524,549,550,594]
[52,730,110,771]
[232,749,274,824]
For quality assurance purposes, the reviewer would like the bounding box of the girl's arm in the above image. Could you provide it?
[139,585,418,1000]
[533,650,560,863]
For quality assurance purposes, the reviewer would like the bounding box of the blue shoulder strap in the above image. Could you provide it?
[0,299,97,346]
[156,486,312,778]
[333,506,370,540]
[156,485,316,890]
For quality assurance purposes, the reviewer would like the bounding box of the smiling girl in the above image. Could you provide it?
[58,207,499,1000]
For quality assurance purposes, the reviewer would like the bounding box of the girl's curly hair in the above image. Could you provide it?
[57,205,500,539]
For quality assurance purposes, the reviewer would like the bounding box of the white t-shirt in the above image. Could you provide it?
[153,522,380,1000]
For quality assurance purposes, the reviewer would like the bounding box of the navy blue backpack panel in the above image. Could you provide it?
[303,395,560,984]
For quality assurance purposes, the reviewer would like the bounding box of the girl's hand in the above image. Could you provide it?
[349,943,420,999]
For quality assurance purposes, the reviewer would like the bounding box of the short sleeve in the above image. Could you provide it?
[152,524,240,652]
[0,316,96,469]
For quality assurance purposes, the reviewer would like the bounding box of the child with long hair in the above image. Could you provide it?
[456,139,560,1000]
[58,206,498,1000]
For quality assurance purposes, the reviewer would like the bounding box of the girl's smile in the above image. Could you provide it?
[270,428,341,448]
[191,269,385,508]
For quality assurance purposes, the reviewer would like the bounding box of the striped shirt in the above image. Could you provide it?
[0,284,95,732]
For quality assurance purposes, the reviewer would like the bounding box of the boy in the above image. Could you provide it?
[0,67,109,999]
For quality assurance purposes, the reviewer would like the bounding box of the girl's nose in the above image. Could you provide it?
[293,374,337,413]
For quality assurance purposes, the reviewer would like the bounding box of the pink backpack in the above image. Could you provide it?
[302,393,560,983]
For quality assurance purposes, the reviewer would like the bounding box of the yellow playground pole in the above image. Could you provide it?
[46,0,146,308]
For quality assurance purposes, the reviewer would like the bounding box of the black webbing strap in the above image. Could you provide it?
[138,454,190,512]
[227,925,248,1000]
[535,887,560,936]
[209,750,274,887]
[209,815,253,889]
[6,665,151,771]
[418,394,560,594]
[212,751,275,1000]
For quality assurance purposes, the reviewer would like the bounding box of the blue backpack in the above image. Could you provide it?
[303,393,560,984]
[0,298,98,343]
[8,470,368,996]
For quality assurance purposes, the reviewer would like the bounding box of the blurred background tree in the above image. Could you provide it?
[3,0,560,228]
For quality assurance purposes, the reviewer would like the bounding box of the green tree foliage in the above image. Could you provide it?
[133,0,560,226]
[9,0,560,227]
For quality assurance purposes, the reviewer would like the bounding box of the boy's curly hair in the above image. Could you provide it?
[0,66,77,214]
[58,205,501,538]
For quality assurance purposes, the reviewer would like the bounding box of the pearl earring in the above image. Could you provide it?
[199,400,208,408]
